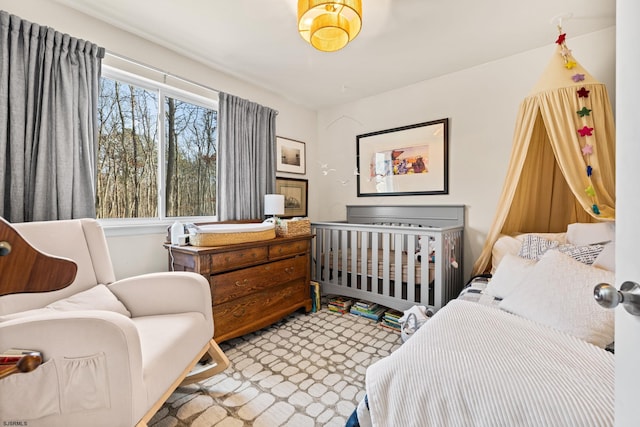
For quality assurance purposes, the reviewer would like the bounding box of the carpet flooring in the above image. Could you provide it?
[149,308,402,427]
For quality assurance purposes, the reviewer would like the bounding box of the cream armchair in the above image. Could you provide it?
[0,218,229,427]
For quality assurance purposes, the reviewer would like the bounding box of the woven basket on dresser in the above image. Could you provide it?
[276,219,311,237]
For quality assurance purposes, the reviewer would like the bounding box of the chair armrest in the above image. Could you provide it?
[0,311,146,425]
[108,272,213,323]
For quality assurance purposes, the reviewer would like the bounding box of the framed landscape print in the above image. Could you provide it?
[275,177,308,217]
[276,136,306,174]
[356,118,449,196]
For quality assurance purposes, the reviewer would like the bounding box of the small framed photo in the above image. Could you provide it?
[276,136,306,174]
[276,177,308,218]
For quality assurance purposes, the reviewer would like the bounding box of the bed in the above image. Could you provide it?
[348,221,616,426]
[311,205,464,311]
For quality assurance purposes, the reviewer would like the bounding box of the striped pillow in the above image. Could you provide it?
[555,244,604,265]
[517,234,559,260]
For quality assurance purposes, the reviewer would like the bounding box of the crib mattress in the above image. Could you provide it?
[325,248,433,285]
[190,223,275,246]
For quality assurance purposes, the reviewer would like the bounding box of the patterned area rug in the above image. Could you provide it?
[149,308,402,427]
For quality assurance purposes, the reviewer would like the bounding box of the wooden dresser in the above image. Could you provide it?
[165,235,313,343]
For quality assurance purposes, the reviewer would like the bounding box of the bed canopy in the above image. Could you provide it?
[473,32,616,275]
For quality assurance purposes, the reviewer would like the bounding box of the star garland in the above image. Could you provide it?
[556,26,600,215]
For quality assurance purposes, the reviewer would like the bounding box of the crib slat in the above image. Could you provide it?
[350,230,358,289]
[331,229,339,286]
[382,233,390,298]
[340,229,348,287]
[371,232,379,292]
[407,236,416,304]
[314,227,323,281]
[432,233,443,309]
[393,233,402,300]
[419,233,432,307]
[360,231,369,291]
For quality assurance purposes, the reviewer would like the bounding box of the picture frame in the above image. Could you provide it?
[276,136,306,174]
[275,177,308,218]
[356,118,449,197]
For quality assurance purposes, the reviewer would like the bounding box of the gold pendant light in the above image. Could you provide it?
[298,0,362,52]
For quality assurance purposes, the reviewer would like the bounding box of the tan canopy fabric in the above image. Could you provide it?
[472,44,615,275]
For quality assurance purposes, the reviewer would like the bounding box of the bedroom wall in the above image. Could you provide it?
[0,1,615,282]
[310,27,616,279]
[0,0,317,279]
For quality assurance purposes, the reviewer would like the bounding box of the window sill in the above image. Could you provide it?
[99,217,217,237]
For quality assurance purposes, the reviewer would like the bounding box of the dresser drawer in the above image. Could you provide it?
[213,281,309,338]
[269,239,309,259]
[210,246,269,273]
[211,255,307,304]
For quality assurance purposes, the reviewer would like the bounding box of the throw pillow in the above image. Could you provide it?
[566,222,615,246]
[47,284,131,317]
[593,243,615,272]
[555,243,604,265]
[484,254,537,299]
[499,250,615,348]
[0,285,131,322]
[517,234,560,260]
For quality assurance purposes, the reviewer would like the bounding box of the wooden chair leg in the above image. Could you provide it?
[181,339,230,386]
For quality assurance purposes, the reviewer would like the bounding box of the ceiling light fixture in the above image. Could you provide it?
[297,0,362,52]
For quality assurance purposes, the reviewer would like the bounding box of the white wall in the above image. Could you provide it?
[0,0,615,280]
[0,0,317,278]
[311,28,616,278]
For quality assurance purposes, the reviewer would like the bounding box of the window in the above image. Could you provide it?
[97,67,218,221]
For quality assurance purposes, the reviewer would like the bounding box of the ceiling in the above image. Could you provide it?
[54,0,615,110]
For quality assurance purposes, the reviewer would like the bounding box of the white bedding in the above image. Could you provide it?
[365,300,614,426]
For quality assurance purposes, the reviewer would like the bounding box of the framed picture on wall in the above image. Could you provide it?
[275,177,308,218]
[356,118,449,196]
[276,136,306,174]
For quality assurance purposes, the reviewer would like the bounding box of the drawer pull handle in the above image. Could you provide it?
[232,308,246,317]
[284,267,295,274]
[235,279,249,287]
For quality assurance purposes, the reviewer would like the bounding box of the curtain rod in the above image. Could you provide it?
[105,51,221,95]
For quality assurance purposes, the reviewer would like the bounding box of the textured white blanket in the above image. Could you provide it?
[366,300,614,427]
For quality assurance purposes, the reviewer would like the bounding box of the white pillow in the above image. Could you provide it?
[491,235,522,274]
[484,255,537,299]
[0,285,131,322]
[593,242,615,272]
[499,250,614,348]
[47,284,131,317]
[566,222,615,246]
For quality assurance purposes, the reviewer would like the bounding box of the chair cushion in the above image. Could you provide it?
[132,313,211,406]
[0,285,131,321]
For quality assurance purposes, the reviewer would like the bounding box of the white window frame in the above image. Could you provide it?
[99,65,219,236]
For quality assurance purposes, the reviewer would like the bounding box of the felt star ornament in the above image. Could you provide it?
[586,165,593,177]
[577,107,592,117]
[582,144,594,155]
[577,87,590,98]
[561,47,572,57]
[556,33,567,44]
[565,60,577,70]
[572,73,585,82]
[578,126,594,137]
[585,185,596,197]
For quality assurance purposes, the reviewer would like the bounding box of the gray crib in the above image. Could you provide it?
[311,205,464,312]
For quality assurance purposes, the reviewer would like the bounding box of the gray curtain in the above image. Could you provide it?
[0,11,104,222]
[218,92,277,220]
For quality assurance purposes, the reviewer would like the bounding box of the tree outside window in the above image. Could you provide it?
[97,75,217,219]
